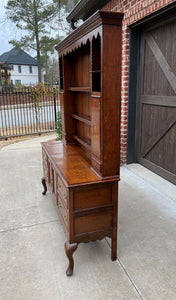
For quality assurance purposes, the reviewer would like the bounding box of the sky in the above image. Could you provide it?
[0,0,71,57]
[0,0,20,55]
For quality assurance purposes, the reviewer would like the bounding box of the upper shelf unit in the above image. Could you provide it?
[92,34,101,92]
[56,10,124,178]
[59,56,64,90]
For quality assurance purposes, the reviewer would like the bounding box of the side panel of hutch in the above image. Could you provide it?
[41,11,123,276]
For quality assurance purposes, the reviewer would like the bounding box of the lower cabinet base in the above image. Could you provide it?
[41,141,119,276]
[42,176,118,275]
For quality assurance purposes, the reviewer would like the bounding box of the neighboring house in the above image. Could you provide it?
[0,48,38,86]
[0,61,11,86]
[66,0,176,185]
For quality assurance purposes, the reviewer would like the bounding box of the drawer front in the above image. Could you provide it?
[42,149,48,179]
[74,184,112,210]
[51,166,57,194]
[57,174,67,206]
[57,194,68,229]
[54,169,57,194]
[74,210,112,235]
[42,149,47,163]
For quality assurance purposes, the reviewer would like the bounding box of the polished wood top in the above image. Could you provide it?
[42,141,119,186]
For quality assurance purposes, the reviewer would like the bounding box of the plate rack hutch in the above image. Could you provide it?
[41,10,123,276]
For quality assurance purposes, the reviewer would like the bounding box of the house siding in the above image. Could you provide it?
[11,65,38,86]
[102,0,176,163]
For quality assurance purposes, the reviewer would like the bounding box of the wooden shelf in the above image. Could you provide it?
[91,93,101,98]
[73,135,91,152]
[72,113,91,126]
[89,70,101,73]
[68,87,91,92]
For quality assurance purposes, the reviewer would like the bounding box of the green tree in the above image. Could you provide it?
[40,36,60,79]
[43,56,59,85]
[6,0,61,82]
[6,0,79,83]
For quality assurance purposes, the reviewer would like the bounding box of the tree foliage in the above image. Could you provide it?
[30,82,56,131]
[40,35,60,74]
[43,56,59,85]
[5,0,77,83]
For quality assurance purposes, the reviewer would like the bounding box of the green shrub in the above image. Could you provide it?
[55,110,62,140]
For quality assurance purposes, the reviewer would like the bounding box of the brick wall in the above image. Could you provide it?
[102,0,175,163]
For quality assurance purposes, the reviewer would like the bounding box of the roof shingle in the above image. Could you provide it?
[0,48,38,66]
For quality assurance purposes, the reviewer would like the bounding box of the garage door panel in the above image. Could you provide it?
[151,22,176,76]
[142,95,176,107]
[139,20,176,184]
[140,104,176,157]
[146,122,176,174]
[142,39,175,96]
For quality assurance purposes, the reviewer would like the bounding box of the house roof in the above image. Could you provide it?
[67,0,110,25]
[0,48,38,66]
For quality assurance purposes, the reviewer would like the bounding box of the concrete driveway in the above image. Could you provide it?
[0,135,176,300]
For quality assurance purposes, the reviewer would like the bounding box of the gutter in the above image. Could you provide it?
[66,0,110,28]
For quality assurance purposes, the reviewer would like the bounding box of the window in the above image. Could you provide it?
[29,66,32,73]
[11,65,14,70]
[18,65,21,73]
[15,80,21,85]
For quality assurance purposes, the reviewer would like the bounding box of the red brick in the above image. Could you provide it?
[103,0,176,163]
[122,72,129,78]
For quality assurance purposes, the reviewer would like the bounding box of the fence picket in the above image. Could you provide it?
[0,86,60,139]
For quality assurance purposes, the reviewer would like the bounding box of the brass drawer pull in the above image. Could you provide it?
[58,202,62,208]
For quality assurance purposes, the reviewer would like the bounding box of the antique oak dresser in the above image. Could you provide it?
[41,10,123,276]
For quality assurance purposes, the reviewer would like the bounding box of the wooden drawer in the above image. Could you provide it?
[52,168,57,194]
[48,163,55,194]
[57,174,67,206]
[43,163,48,179]
[74,210,112,235]
[74,184,112,210]
[57,194,68,229]
[42,150,48,179]
[42,149,47,162]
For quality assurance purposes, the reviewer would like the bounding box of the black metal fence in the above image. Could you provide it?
[0,86,60,139]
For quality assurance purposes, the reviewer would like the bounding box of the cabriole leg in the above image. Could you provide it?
[65,241,78,276]
[41,177,47,195]
[111,236,117,261]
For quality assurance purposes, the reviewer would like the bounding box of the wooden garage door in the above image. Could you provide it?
[139,21,176,185]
